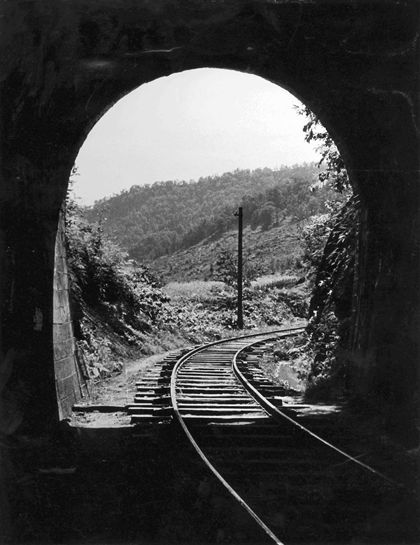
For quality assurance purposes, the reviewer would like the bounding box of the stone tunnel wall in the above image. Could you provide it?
[0,2,419,538]
[0,0,418,437]
[53,212,87,418]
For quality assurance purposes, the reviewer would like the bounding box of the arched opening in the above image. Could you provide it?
[56,68,351,418]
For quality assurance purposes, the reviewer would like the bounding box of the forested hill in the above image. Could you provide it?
[85,164,336,261]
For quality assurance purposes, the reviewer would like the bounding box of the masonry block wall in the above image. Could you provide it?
[53,212,87,418]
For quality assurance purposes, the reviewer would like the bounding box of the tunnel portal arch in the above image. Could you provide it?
[0,0,418,440]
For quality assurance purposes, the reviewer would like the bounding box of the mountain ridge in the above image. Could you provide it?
[84,164,338,269]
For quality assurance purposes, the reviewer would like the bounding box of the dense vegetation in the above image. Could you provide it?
[65,194,170,377]
[291,106,356,400]
[85,165,340,261]
[304,197,359,399]
[65,182,312,378]
[65,197,308,379]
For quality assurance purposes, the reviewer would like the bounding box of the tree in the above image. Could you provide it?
[212,249,264,289]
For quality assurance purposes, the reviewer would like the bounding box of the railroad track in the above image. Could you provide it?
[129,327,404,544]
[128,328,303,425]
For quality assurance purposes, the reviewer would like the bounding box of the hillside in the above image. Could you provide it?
[151,219,303,282]
[65,198,309,381]
[85,164,328,260]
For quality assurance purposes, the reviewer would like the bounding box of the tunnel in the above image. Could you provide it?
[0,0,419,539]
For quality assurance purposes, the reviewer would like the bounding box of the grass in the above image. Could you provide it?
[165,274,303,301]
[163,280,225,301]
[252,272,301,290]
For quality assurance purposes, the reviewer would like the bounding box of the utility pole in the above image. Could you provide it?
[235,206,244,329]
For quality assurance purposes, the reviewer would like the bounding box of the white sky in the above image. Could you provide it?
[73,68,319,204]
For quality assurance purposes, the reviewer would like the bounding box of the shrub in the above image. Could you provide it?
[211,248,265,289]
[65,195,169,371]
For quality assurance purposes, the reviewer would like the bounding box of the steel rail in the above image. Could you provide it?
[170,327,304,545]
[232,341,404,489]
[171,324,403,545]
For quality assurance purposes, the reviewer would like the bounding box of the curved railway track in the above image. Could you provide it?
[166,327,403,544]
[128,327,407,543]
